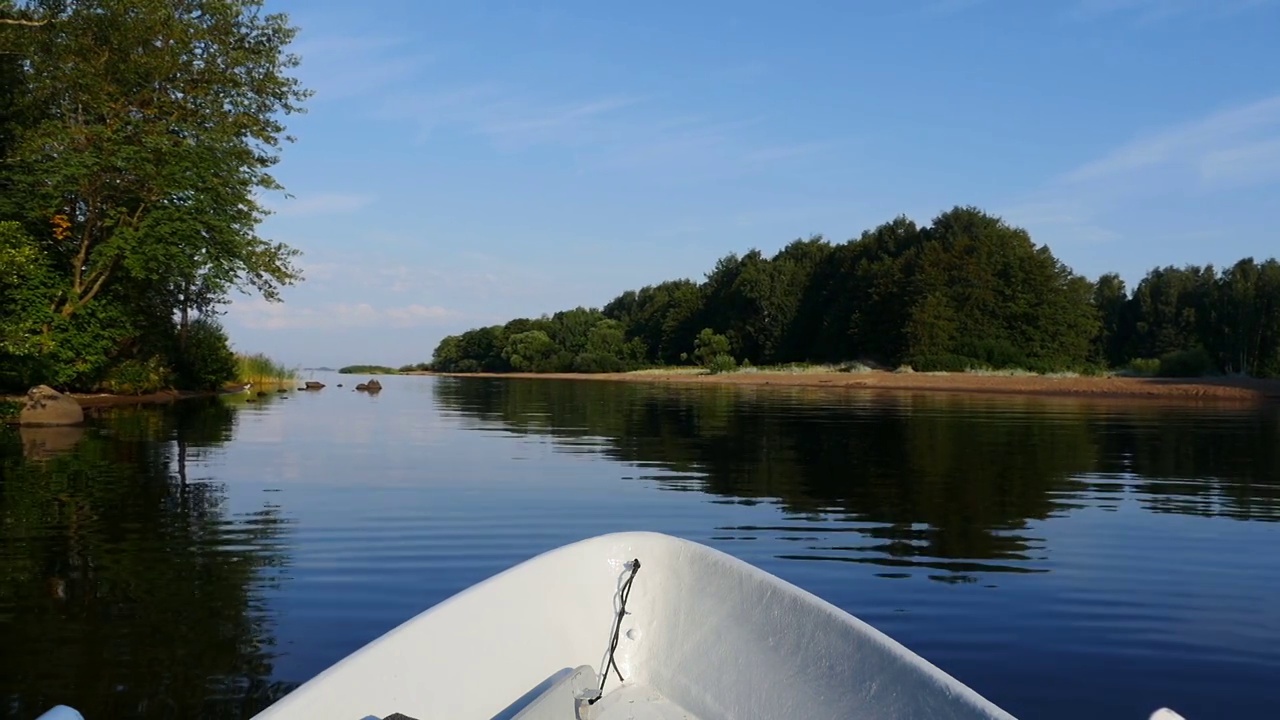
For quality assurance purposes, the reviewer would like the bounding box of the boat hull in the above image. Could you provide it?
[249,531,1017,720]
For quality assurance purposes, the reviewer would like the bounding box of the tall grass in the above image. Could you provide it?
[235,353,297,386]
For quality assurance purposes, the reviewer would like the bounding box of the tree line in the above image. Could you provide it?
[0,0,308,394]
[429,206,1280,378]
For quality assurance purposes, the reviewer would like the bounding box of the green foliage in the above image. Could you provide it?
[692,328,732,367]
[424,206,1280,380]
[572,353,625,373]
[1125,358,1161,377]
[99,355,172,395]
[502,330,560,372]
[0,399,19,421]
[909,354,974,373]
[704,354,738,375]
[235,353,296,386]
[338,365,399,375]
[0,0,309,394]
[1158,349,1214,378]
[173,317,237,391]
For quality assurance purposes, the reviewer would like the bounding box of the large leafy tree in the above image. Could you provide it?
[0,0,308,323]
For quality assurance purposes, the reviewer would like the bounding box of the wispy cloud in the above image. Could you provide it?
[228,298,457,331]
[379,83,835,178]
[1067,0,1275,22]
[291,33,433,102]
[266,192,376,217]
[1002,94,1280,265]
[1059,94,1280,190]
[380,86,645,149]
[1199,136,1280,188]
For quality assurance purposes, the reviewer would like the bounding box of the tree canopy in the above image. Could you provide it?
[0,0,309,392]
[428,207,1280,379]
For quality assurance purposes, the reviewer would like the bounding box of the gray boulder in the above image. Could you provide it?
[18,385,85,426]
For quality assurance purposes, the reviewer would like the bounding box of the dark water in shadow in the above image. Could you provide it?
[3,373,1279,719]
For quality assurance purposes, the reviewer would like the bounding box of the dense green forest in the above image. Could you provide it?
[430,207,1280,378]
[0,0,308,394]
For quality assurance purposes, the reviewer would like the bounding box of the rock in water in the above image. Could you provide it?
[18,385,85,426]
[304,381,325,390]
[366,379,383,391]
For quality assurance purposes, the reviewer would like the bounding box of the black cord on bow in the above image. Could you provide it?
[588,558,641,705]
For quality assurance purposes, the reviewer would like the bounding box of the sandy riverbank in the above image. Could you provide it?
[411,369,1280,403]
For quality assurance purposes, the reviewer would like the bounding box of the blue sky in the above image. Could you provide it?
[226,0,1280,367]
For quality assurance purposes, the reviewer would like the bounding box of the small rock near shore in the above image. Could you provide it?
[18,385,85,427]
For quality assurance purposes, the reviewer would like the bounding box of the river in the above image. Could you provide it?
[2,372,1278,719]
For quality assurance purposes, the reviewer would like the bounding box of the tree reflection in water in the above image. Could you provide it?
[433,378,1280,578]
[0,399,295,720]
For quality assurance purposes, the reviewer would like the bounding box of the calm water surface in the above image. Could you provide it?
[2,373,1279,719]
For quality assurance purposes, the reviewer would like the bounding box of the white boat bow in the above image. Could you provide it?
[253,531,1017,720]
[37,532,1189,719]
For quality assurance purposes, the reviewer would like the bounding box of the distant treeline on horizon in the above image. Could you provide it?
[427,206,1280,379]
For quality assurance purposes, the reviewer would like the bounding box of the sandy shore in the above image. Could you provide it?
[413,369,1280,403]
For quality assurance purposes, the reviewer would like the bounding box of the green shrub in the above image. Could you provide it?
[1124,358,1161,377]
[909,354,974,372]
[705,354,738,374]
[1158,348,1214,378]
[99,356,172,395]
[572,353,625,373]
[339,365,399,374]
[693,329,732,367]
[174,317,238,390]
[1078,363,1108,377]
[954,339,1029,370]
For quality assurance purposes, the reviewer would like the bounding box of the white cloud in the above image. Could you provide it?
[1058,94,1280,190]
[1199,136,1280,187]
[228,299,456,331]
[1000,94,1280,272]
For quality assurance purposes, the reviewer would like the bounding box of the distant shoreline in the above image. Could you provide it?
[407,369,1280,403]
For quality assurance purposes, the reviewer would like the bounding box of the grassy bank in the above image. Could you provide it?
[235,353,297,387]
